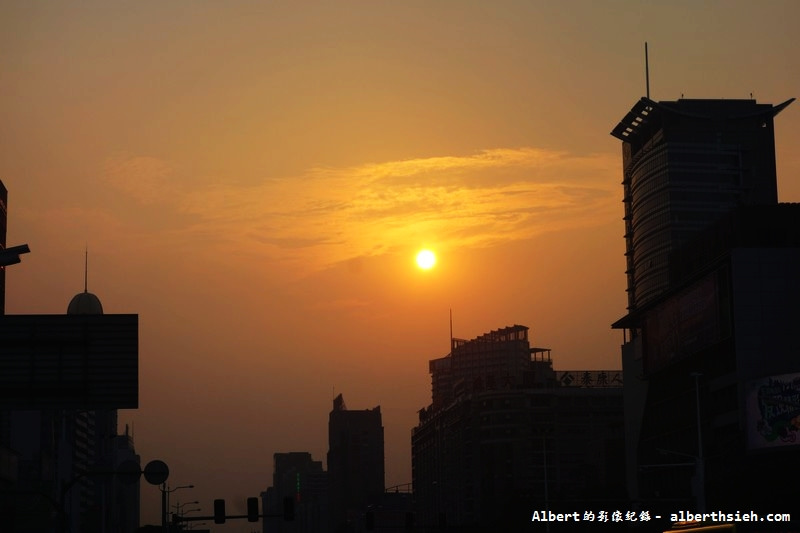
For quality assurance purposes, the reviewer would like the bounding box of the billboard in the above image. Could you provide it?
[643,273,720,374]
[746,372,800,450]
[0,314,138,409]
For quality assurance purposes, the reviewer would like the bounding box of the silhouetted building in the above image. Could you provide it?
[328,394,385,533]
[263,451,328,533]
[0,192,140,533]
[412,325,624,530]
[611,97,793,311]
[611,97,800,516]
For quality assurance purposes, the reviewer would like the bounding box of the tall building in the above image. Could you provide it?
[0,186,140,533]
[327,394,385,533]
[412,325,624,530]
[610,97,800,515]
[611,97,793,311]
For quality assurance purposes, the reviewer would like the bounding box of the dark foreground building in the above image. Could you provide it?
[611,97,800,523]
[0,180,140,532]
[412,325,624,531]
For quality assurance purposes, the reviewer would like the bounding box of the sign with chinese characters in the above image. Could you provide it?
[557,370,623,388]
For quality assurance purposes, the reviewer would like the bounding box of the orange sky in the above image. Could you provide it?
[2,1,799,530]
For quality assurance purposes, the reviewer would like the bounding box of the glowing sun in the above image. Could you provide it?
[416,249,437,270]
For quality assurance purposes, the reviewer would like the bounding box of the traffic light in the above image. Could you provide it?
[283,496,295,521]
[214,499,226,524]
[247,497,259,522]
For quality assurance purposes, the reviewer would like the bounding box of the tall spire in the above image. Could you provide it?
[68,247,103,315]
[84,246,88,293]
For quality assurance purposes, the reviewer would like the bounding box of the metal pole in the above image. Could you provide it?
[645,42,650,99]
[691,372,705,512]
[543,433,550,533]
[161,484,167,533]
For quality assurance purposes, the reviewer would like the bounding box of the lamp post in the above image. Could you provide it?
[161,484,194,532]
[690,372,705,513]
[173,501,199,514]
[173,500,200,527]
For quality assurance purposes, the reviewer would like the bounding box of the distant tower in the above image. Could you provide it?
[327,394,385,532]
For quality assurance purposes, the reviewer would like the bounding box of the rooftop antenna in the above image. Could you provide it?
[449,308,453,352]
[84,246,88,293]
[645,42,650,99]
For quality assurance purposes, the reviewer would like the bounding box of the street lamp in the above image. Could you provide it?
[173,500,200,514]
[161,484,194,532]
[173,500,200,526]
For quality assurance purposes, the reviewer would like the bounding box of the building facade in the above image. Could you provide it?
[412,325,624,530]
[611,97,793,311]
[610,97,800,517]
[0,187,140,533]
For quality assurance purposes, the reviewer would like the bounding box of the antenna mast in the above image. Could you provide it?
[84,247,88,293]
[645,42,650,99]
[449,308,453,352]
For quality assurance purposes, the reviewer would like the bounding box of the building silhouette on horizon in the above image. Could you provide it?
[262,451,328,533]
[610,96,800,515]
[328,394,385,533]
[412,325,625,530]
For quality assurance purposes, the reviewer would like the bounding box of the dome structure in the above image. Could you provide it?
[68,290,104,315]
[67,249,104,314]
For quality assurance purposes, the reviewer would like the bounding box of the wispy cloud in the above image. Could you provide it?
[177,147,619,272]
[103,154,177,204]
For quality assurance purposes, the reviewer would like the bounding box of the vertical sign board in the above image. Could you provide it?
[0,314,138,409]
[746,372,800,450]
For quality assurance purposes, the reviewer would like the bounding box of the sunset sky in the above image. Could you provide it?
[2,1,798,529]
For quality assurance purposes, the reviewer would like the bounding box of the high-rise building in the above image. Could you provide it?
[0,188,140,532]
[610,97,800,515]
[413,325,625,530]
[611,97,793,311]
[327,394,384,533]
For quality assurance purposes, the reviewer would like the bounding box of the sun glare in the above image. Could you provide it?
[416,249,436,270]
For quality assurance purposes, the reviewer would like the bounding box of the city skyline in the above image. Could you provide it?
[2,1,799,530]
